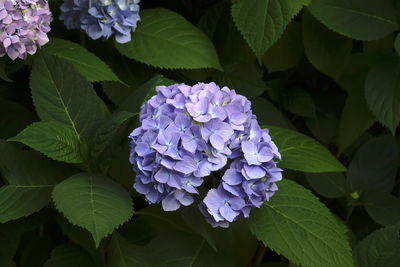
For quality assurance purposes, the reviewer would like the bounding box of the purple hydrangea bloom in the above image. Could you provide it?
[60,0,140,43]
[0,0,52,60]
[129,82,282,227]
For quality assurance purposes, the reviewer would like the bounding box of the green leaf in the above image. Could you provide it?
[115,8,221,70]
[0,140,67,222]
[107,232,154,267]
[19,236,53,267]
[249,179,353,267]
[30,52,109,140]
[337,52,385,93]
[354,223,400,267]
[338,92,375,152]
[231,0,310,59]
[302,10,352,80]
[305,112,339,145]
[0,100,35,140]
[90,111,136,158]
[109,231,235,267]
[253,98,290,129]
[118,75,175,113]
[52,173,134,247]
[0,58,12,82]
[363,192,400,227]
[306,172,348,198]
[282,87,316,118]
[212,62,267,99]
[9,121,83,164]
[137,204,217,251]
[364,54,400,134]
[395,34,400,56]
[262,21,304,72]
[44,245,96,267]
[308,0,400,40]
[267,126,346,172]
[347,135,398,196]
[43,38,121,83]
[0,224,20,263]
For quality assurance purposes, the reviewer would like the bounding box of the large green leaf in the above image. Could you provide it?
[52,173,134,247]
[118,75,175,114]
[90,111,136,159]
[282,87,316,118]
[43,38,121,83]
[9,121,83,164]
[108,231,234,267]
[0,58,11,82]
[107,232,155,267]
[253,98,290,129]
[115,8,221,70]
[353,223,400,267]
[43,245,96,267]
[0,140,67,223]
[363,192,400,227]
[395,34,400,56]
[364,54,400,134]
[0,224,19,266]
[306,172,348,199]
[347,135,398,196]
[262,21,304,72]
[231,0,310,59]
[0,100,35,140]
[30,52,109,140]
[302,10,352,80]
[267,126,346,172]
[308,0,399,40]
[212,62,267,99]
[338,92,375,152]
[249,179,353,267]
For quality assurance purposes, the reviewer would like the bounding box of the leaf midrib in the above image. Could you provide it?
[317,3,397,25]
[44,56,81,141]
[89,176,99,246]
[265,202,348,259]
[134,27,215,67]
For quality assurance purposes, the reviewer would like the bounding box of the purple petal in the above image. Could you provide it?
[222,169,243,185]
[230,112,247,125]
[219,204,238,222]
[241,141,256,155]
[243,164,266,179]
[162,193,181,211]
[210,134,225,150]
[229,196,246,210]
[174,156,197,174]
[258,146,273,162]
[175,190,194,206]
[154,168,169,183]
[203,189,224,213]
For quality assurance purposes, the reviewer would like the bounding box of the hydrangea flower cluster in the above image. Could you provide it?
[60,0,140,43]
[0,0,52,60]
[129,82,282,227]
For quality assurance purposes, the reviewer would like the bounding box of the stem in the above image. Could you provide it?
[80,30,86,47]
[249,243,267,267]
[345,205,354,223]
[39,224,44,237]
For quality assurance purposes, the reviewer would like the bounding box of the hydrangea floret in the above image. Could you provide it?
[129,82,282,227]
[60,0,140,43]
[0,0,52,60]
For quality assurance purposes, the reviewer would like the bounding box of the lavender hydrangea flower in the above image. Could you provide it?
[60,0,140,43]
[0,0,52,60]
[129,82,282,227]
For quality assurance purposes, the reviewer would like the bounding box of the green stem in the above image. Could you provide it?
[249,242,267,267]
[80,30,86,47]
